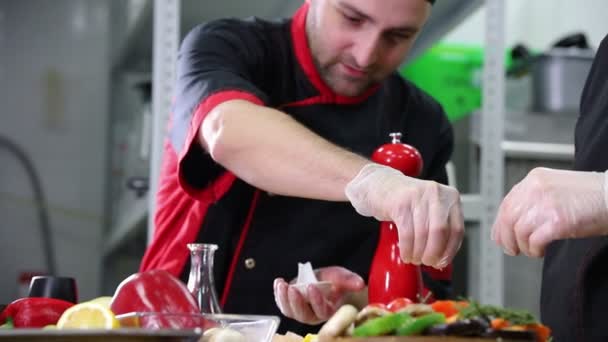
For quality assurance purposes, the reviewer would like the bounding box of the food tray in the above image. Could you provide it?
[0,328,201,342]
[116,312,280,342]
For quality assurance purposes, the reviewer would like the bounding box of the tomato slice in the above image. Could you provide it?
[386,298,414,312]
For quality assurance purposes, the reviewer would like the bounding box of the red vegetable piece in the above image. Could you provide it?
[386,297,414,312]
[0,297,74,328]
[110,269,200,316]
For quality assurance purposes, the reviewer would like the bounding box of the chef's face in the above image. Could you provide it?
[307,0,431,97]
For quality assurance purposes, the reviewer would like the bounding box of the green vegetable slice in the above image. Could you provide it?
[353,312,412,337]
[396,312,446,336]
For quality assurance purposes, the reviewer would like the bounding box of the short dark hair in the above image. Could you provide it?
[427,0,435,4]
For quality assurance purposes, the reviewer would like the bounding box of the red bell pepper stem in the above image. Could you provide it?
[0,317,13,329]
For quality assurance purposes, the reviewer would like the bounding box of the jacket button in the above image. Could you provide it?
[244,258,256,269]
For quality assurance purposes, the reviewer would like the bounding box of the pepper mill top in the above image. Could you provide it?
[372,132,423,177]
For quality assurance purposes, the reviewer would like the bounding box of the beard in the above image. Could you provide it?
[316,58,379,97]
[306,4,385,97]
[318,62,374,97]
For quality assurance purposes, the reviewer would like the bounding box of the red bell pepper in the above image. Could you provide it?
[0,297,74,328]
[110,269,199,315]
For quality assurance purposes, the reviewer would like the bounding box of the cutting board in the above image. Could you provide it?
[317,337,529,342]
[0,329,201,342]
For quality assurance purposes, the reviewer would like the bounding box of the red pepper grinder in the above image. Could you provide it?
[368,132,424,305]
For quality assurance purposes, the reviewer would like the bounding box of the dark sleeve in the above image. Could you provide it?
[574,34,608,172]
[170,20,270,200]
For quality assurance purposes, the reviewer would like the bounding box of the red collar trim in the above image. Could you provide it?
[290,3,379,104]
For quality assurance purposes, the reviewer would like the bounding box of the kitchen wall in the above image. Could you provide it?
[0,0,110,303]
[442,0,608,49]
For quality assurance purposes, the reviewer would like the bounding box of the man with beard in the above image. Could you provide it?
[492,33,608,341]
[140,0,464,334]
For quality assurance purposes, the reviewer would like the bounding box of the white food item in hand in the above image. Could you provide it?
[296,262,318,284]
[291,262,333,298]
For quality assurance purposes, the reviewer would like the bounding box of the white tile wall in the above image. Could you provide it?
[0,0,110,303]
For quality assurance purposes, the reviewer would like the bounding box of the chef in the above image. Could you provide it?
[139,0,464,334]
[492,33,608,341]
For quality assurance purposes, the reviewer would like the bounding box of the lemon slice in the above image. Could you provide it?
[303,334,318,342]
[57,302,120,329]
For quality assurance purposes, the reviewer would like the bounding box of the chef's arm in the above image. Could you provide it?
[200,99,368,200]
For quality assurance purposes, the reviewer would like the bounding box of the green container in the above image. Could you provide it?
[401,44,512,122]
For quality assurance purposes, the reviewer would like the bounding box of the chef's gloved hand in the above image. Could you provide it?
[273,266,365,325]
[492,167,608,258]
[345,163,464,268]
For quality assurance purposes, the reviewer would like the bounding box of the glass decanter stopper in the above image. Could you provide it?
[186,243,222,313]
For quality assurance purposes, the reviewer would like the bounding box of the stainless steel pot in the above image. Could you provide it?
[531,47,595,114]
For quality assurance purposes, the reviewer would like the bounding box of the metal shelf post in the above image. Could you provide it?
[149,0,181,244]
[479,0,506,306]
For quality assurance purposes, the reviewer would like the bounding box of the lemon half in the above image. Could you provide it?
[86,296,113,309]
[56,302,120,329]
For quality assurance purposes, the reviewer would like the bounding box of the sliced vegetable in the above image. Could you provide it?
[400,303,434,317]
[366,303,388,310]
[356,304,390,325]
[426,318,488,337]
[353,312,412,337]
[482,328,536,341]
[459,300,536,325]
[386,298,413,312]
[0,298,74,328]
[526,323,551,342]
[491,317,510,330]
[0,317,13,329]
[319,305,358,338]
[431,300,468,318]
[395,312,446,336]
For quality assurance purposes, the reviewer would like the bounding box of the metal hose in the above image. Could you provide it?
[0,135,56,275]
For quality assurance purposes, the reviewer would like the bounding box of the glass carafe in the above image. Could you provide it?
[186,243,222,313]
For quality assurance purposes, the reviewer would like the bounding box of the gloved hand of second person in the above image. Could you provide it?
[345,163,464,268]
[492,167,608,258]
[273,266,365,325]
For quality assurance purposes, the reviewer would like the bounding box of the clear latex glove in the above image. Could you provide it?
[273,266,365,325]
[492,167,608,258]
[345,163,464,268]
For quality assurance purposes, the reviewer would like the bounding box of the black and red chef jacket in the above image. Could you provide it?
[140,3,454,334]
[541,34,608,342]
